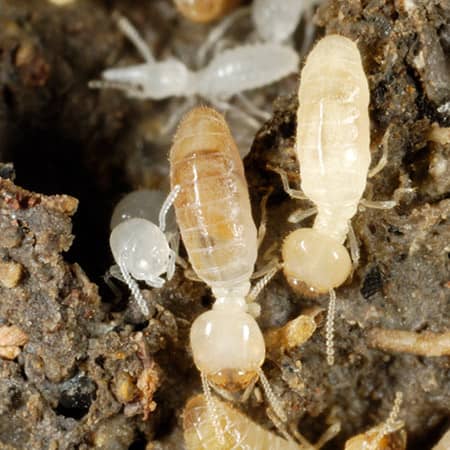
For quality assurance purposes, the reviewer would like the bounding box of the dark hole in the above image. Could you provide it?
[360,265,384,299]
[55,375,96,420]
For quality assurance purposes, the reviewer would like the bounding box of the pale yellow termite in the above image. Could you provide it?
[183,395,301,450]
[278,34,387,365]
[170,106,283,440]
[173,0,242,23]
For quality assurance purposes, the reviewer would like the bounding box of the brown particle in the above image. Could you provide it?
[0,261,24,288]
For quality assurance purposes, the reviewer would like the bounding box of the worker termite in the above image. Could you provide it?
[275,34,395,365]
[344,392,406,450]
[89,16,299,128]
[109,188,180,316]
[183,394,339,449]
[173,0,241,23]
[170,106,283,440]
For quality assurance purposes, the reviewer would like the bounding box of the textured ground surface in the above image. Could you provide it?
[0,0,449,449]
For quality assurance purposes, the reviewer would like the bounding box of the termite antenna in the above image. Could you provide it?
[326,289,336,366]
[114,14,155,63]
[201,372,225,445]
[370,392,404,450]
[258,368,287,423]
[117,258,150,317]
[159,185,181,233]
[246,263,280,304]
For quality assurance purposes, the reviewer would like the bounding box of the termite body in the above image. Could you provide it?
[170,106,283,431]
[109,188,180,316]
[183,395,301,450]
[170,106,261,390]
[282,34,370,296]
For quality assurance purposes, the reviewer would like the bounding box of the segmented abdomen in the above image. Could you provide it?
[170,107,257,289]
[183,395,300,450]
[296,34,371,240]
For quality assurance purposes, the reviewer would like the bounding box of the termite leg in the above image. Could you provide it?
[247,262,280,304]
[288,206,318,224]
[88,79,148,97]
[201,372,225,444]
[103,266,123,302]
[326,289,337,366]
[236,92,272,122]
[359,198,396,210]
[347,221,360,271]
[258,368,287,423]
[196,6,251,67]
[183,267,203,283]
[257,187,273,248]
[210,98,262,130]
[158,184,181,232]
[115,14,155,63]
[266,408,299,446]
[118,257,150,317]
[368,125,390,178]
[160,98,197,136]
[271,166,308,200]
[314,421,341,449]
[240,375,258,402]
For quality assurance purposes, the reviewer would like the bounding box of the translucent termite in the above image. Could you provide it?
[89,17,299,103]
[183,395,300,450]
[170,106,283,437]
[277,35,395,365]
[344,392,406,450]
[109,188,180,316]
[173,0,241,23]
[183,395,340,450]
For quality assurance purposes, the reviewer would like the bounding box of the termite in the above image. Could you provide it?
[173,0,241,23]
[108,188,180,316]
[183,394,340,450]
[170,106,283,440]
[275,34,395,365]
[89,16,298,132]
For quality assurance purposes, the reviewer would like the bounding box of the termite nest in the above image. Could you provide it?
[0,1,449,449]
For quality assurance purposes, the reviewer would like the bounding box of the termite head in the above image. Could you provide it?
[110,218,170,281]
[282,228,352,297]
[345,424,407,450]
[190,298,265,392]
[102,59,194,99]
[173,0,241,23]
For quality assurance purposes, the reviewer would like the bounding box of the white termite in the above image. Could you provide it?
[109,187,180,316]
[89,16,299,104]
[277,35,395,365]
[170,106,283,441]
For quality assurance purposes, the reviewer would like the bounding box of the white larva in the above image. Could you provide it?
[109,187,180,316]
[89,17,299,102]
